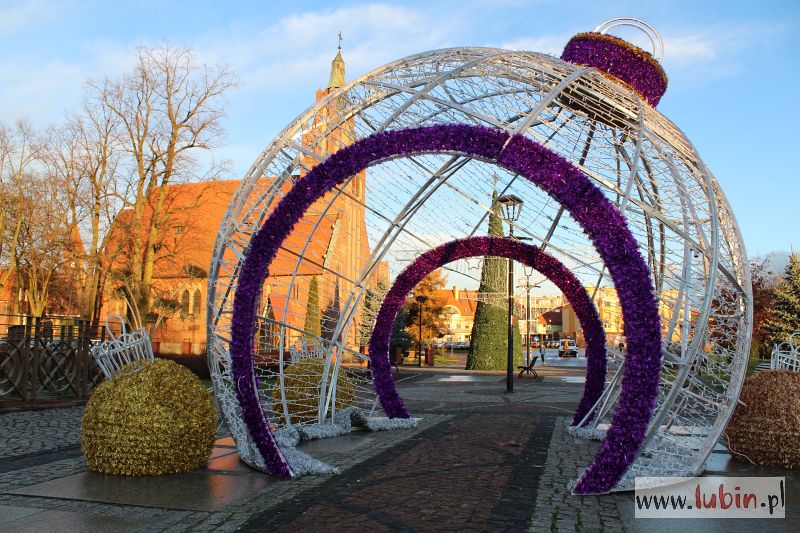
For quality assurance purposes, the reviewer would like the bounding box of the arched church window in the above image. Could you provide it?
[181,290,190,316]
[193,289,202,316]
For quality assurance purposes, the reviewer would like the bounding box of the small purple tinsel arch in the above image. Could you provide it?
[230,124,662,493]
[368,236,606,425]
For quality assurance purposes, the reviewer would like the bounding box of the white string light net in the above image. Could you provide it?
[207,42,751,487]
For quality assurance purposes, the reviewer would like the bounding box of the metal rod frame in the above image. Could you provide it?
[206,47,752,489]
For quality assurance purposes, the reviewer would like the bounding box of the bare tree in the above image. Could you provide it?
[46,102,122,322]
[0,121,39,301]
[89,44,235,327]
[14,174,75,317]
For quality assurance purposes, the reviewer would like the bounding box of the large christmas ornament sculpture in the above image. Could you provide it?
[81,359,216,475]
[272,357,355,425]
[725,371,800,469]
[207,17,751,493]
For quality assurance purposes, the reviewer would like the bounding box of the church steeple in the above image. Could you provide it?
[327,32,345,90]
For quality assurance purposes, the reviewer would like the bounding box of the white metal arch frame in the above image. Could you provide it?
[207,44,751,489]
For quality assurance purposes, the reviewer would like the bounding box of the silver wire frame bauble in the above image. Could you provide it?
[207,46,752,490]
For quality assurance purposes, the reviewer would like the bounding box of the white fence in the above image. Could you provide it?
[770,332,800,372]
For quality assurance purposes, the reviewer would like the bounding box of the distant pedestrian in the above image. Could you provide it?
[539,342,545,364]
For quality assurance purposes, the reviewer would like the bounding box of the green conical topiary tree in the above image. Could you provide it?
[303,276,321,346]
[466,192,523,370]
[765,252,800,344]
[359,278,388,347]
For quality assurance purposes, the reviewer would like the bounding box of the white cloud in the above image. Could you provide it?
[0,3,464,127]
[0,2,784,179]
[599,22,781,73]
[656,24,783,86]
[0,59,82,119]
[496,34,571,56]
[662,34,716,64]
[189,3,469,175]
[0,0,61,36]
[493,23,782,87]
[195,4,464,96]
[664,27,764,68]
[0,40,135,125]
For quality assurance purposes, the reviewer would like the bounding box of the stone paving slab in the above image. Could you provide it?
[0,503,47,523]
[424,373,505,383]
[208,447,237,460]
[0,491,207,532]
[9,468,275,512]
[5,508,153,533]
[527,417,623,532]
[2,374,799,531]
[396,382,582,407]
[0,400,454,531]
[0,444,83,474]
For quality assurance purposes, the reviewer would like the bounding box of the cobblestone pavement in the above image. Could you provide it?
[2,370,798,531]
[527,417,623,532]
[0,404,454,532]
[0,406,83,459]
[237,394,568,531]
[528,415,800,533]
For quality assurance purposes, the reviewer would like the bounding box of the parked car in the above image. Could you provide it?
[443,341,468,350]
[558,339,577,357]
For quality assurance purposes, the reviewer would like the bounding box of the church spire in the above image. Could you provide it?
[327,32,345,90]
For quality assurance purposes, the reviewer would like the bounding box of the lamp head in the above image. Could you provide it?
[497,193,524,222]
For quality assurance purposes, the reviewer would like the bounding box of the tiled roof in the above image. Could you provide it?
[265,292,303,323]
[104,178,338,278]
[434,288,478,317]
[540,309,562,326]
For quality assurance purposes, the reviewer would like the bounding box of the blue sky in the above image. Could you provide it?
[1,0,798,256]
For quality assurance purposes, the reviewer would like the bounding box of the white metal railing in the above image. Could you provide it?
[90,314,155,379]
[288,338,326,363]
[770,332,800,372]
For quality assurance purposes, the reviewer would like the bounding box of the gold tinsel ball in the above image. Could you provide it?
[271,358,355,425]
[81,359,217,475]
[725,370,800,469]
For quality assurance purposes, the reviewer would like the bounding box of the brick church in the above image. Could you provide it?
[101,47,376,355]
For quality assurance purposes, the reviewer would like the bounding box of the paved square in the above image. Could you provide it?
[1,367,797,532]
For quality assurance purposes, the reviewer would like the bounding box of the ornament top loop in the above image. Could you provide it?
[594,17,664,62]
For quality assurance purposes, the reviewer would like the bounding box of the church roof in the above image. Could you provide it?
[104,178,339,279]
[327,49,345,90]
[265,293,302,324]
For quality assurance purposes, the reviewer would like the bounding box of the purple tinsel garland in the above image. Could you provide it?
[231,123,662,493]
[561,32,668,106]
[367,236,606,424]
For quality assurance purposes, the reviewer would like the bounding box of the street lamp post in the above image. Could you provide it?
[519,270,539,367]
[415,294,428,367]
[497,194,523,393]
[526,287,530,366]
